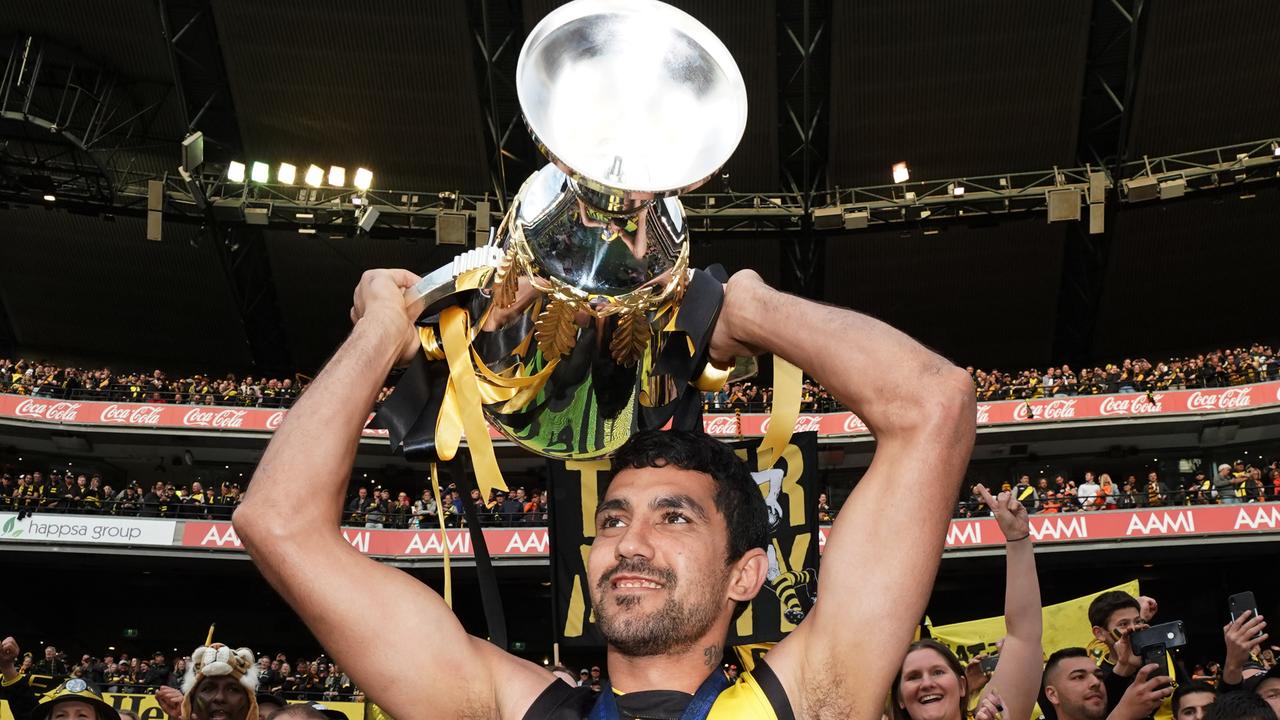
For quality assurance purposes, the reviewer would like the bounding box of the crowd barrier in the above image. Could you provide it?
[2,380,1279,439]
[5,503,1280,559]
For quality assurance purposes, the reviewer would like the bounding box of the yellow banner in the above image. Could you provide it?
[2,695,366,720]
[928,579,1142,663]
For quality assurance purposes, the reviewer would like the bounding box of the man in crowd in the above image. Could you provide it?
[144,651,171,687]
[1014,475,1038,513]
[1040,647,1172,720]
[1173,681,1219,720]
[35,644,70,676]
[1078,472,1101,511]
[154,643,260,720]
[1214,464,1237,504]
[234,267,976,719]
[345,487,372,525]
[1088,590,1163,716]
[1203,693,1276,720]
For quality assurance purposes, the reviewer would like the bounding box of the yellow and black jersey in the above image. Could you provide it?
[522,660,793,720]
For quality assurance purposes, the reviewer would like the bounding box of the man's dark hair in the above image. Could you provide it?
[1174,681,1218,715]
[611,429,769,562]
[1088,590,1140,629]
[1204,691,1275,720]
[1042,647,1093,691]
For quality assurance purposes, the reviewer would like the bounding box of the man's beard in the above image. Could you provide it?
[591,557,728,657]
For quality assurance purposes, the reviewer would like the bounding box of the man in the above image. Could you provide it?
[1203,693,1276,720]
[144,652,170,687]
[1089,591,1162,717]
[1173,681,1218,720]
[234,268,975,718]
[1078,472,1101,511]
[1041,647,1171,720]
[1214,464,1237,504]
[345,487,372,525]
[1014,475,1038,513]
[1147,472,1170,507]
[35,644,69,676]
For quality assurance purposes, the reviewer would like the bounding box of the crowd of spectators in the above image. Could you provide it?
[2,358,303,408]
[955,456,1280,518]
[703,343,1280,412]
[0,464,550,527]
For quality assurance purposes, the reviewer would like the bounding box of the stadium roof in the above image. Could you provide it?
[1,0,1278,374]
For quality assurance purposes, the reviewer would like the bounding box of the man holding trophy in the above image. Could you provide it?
[233,1,976,718]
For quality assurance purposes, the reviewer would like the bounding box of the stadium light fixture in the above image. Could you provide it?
[892,162,910,184]
[328,165,346,187]
[1273,142,1279,157]
[304,164,325,188]
[949,183,965,197]
[42,193,55,202]
[227,161,246,183]
[353,167,373,191]
[250,161,270,183]
[278,163,297,185]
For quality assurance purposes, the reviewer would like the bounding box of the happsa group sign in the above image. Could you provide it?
[0,513,176,546]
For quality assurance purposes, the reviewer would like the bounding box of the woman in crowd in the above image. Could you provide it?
[1097,473,1118,510]
[892,484,1042,720]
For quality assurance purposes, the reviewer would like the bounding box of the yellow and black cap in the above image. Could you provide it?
[31,678,121,720]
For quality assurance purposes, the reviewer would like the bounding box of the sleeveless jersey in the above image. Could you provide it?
[522,659,794,720]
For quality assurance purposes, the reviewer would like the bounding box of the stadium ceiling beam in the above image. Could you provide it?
[776,0,831,299]
[157,0,243,158]
[1055,0,1149,367]
[468,0,533,215]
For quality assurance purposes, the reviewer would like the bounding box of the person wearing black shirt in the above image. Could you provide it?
[143,653,169,687]
[345,487,372,525]
[141,482,167,518]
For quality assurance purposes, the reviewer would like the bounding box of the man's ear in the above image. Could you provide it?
[1044,685,1059,706]
[1091,625,1109,645]
[728,548,769,603]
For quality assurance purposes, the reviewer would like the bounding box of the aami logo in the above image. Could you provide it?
[1235,506,1280,530]
[1030,516,1088,541]
[1126,511,1195,535]
[945,521,984,546]
[503,530,549,555]
[199,524,242,547]
[340,529,370,553]
[404,531,473,555]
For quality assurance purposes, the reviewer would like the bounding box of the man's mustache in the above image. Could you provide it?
[597,558,677,591]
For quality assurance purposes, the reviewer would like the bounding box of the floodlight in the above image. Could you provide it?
[278,163,297,185]
[892,162,910,184]
[42,194,55,202]
[250,162,269,183]
[950,183,965,197]
[353,167,373,191]
[227,161,246,183]
[1273,142,1279,157]
[305,165,325,188]
[328,166,346,187]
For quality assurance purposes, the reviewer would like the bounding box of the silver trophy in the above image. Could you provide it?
[389,0,747,464]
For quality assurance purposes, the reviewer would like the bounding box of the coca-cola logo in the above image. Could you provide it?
[1013,399,1078,421]
[14,399,82,422]
[975,404,991,425]
[1098,394,1163,417]
[703,416,739,435]
[182,407,248,429]
[98,404,163,425]
[1187,388,1252,412]
[265,411,286,431]
[841,413,868,434]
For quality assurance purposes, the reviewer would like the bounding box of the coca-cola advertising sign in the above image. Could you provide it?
[2,380,1280,438]
[14,398,82,422]
[99,404,164,425]
[182,407,249,429]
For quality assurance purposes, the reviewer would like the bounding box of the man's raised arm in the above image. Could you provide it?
[710,271,976,719]
[233,269,552,720]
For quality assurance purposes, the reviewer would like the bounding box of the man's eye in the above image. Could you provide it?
[663,512,690,524]
[600,515,625,529]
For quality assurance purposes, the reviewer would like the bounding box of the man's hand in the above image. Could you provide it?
[965,656,992,698]
[1109,664,1173,720]
[155,686,184,719]
[1223,610,1269,684]
[1138,596,1158,623]
[708,270,767,364]
[349,269,428,367]
[975,484,1029,541]
[973,688,1005,720]
[0,636,18,670]
[1112,626,1149,677]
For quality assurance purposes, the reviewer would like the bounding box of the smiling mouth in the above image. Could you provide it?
[611,577,665,590]
[919,694,944,705]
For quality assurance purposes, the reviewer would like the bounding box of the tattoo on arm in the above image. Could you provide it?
[703,644,722,668]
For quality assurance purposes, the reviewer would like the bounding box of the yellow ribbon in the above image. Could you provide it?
[756,357,802,471]
[430,462,452,609]
[436,305,508,500]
